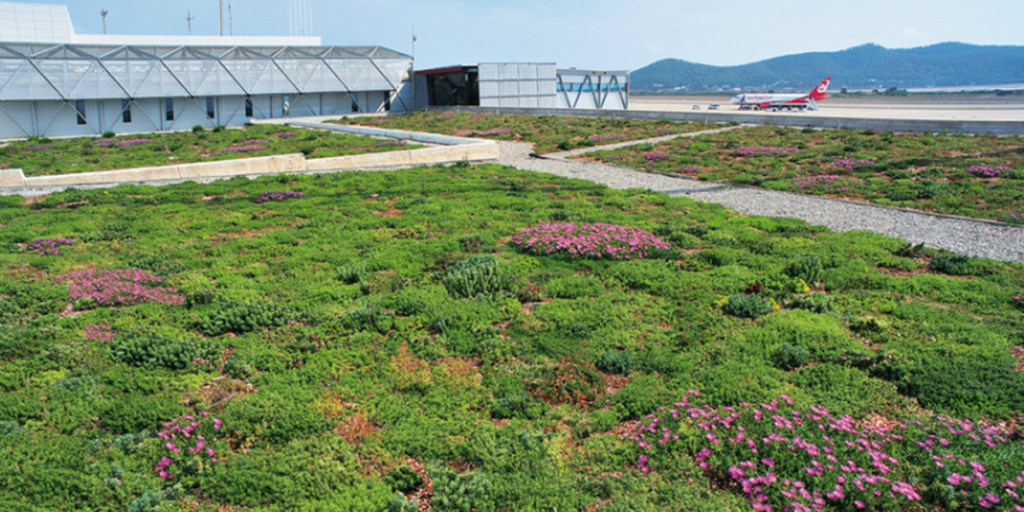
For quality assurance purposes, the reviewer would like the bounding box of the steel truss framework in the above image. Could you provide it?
[0,43,411,136]
[557,72,628,110]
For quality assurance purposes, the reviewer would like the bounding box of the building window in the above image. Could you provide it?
[351,99,359,113]
[282,95,291,117]
[165,99,174,121]
[122,100,132,123]
[245,97,254,118]
[206,97,216,120]
[75,100,86,125]
[384,94,391,112]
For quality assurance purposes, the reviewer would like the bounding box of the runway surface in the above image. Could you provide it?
[631,95,1024,122]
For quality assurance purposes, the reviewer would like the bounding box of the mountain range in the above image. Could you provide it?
[630,43,1024,93]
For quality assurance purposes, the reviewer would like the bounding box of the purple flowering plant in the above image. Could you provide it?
[735,146,799,157]
[790,175,855,196]
[154,412,223,479]
[832,159,876,171]
[511,222,670,260]
[27,237,75,256]
[51,269,185,307]
[255,190,303,204]
[967,165,1013,178]
[84,324,116,342]
[627,392,1024,512]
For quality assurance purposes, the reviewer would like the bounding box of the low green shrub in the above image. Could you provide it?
[385,465,422,494]
[337,263,368,284]
[771,343,810,371]
[928,254,975,275]
[441,256,516,299]
[109,331,219,371]
[491,394,545,420]
[192,301,293,336]
[428,464,491,512]
[612,373,673,419]
[904,359,1024,419]
[596,349,635,375]
[723,293,773,318]
[787,254,823,284]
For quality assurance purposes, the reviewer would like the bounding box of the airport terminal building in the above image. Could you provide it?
[0,2,412,138]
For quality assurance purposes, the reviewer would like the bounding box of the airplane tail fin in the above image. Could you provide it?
[809,77,831,100]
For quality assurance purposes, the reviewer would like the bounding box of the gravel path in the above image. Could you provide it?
[546,124,747,158]
[497,142,1024,263]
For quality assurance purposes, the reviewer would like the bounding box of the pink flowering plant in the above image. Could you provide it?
[735,146,799,157]
[27,237,75,255]
[627,392,1024,512]
[832,159,876,171]
[511,222,671,260]
[967,165,1013,178]
[51,269,185,307]
[255,190,303,204]
[790,175,856,196]
[1014,292,1023,309]
[84,324,117,342]
[154,412,223,480]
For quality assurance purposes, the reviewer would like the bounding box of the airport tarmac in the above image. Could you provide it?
[631,95,1024,122]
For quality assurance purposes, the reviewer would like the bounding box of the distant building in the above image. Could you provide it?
[414,63,628,110]
[0,2,411,138]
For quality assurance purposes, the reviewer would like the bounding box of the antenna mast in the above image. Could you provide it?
[219,0,224,36]
[228,2,233,35]
[185,10,194,35]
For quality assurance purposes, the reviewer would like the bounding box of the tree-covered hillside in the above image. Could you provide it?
[631,43,1024,92]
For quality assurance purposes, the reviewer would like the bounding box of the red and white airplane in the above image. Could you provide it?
[729,77,831,111]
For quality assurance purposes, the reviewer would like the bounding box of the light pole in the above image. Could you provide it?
[100,9,108,34]
[219,0,224,36]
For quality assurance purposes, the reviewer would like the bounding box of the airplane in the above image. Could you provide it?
[729,77,831,111]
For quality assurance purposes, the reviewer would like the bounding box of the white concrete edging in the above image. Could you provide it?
[1,140,498,192]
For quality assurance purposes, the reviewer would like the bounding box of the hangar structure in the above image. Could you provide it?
[415,63,629,110]
[0,2,412,138]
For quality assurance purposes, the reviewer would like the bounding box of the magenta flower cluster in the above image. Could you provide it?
[676,165,700,174]
[255,190,303,204]
[644,151,670,161]
[1001,213,1024,225]
[27,237,75,255]
[1014,292,1023,308]
[967,165,1013,178]
[790,175,854,196]
[84,324,116,342]
[452,128,512,137]
[627,392,1024,512]
[94,138,154,148]
[154,412,222,479]
[832,158,876,171]
[511,222,671,260]
[51,269,185,306]
[735,146,799,157]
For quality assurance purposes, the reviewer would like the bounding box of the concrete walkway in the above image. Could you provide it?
[496,142,1024,263]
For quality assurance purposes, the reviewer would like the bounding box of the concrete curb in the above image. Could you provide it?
[1,133,499,195]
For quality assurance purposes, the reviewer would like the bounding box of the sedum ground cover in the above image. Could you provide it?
[0,125,421,178]
[1,165,1023,511]
[580,125,1024,223]
[332,111,713,153]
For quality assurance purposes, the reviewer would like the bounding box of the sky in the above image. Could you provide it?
[32,0,1024,70]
